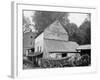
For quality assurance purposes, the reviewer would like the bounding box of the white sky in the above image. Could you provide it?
[24,11,34,18]
[68,13,88,27]
[24,11,35,24]
[24,11,88,27]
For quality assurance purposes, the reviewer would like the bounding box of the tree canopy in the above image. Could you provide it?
[32,11,68,34]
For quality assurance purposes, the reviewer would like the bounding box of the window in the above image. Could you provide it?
[40,46,41,52]
[30,36,33,38]
[30,41,32,45]
[37,46,39,52]
[62,53,67,57]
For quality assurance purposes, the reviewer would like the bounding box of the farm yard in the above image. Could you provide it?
[23,10,91,69]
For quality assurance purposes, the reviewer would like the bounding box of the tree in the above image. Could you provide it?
[78,20,91,45]
[23,16,31,27]
[23,16,33,33]
[32,11,68,35]
[62,14,91,45]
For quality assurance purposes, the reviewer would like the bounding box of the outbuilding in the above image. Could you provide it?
[35,20,79,59]
[23,30,36,56]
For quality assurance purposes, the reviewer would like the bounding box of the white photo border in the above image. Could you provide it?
[12,2,97,78]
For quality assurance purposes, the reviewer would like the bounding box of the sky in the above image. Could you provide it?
[24,11,89,27]
[68,13,88,27]
[24,11,35,24]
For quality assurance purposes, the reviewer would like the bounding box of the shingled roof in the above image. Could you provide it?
[44,39,79,53]
[76,45,91,50]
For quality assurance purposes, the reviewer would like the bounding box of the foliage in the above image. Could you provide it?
[79,20,91,44]
[23,16,31,27]
[32,11,68,34]
[62,17,91,45]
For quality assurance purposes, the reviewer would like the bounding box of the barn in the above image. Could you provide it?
[23,30,36,56]
[35,20,79,59]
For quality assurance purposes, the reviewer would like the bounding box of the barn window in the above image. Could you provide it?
[40,46,42,52]
[30,36,33,38]
[37,46,39,52]
[30,41,32,45]
[62,53,67,57]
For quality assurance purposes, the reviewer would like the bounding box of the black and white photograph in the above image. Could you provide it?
[23,10,91,69]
